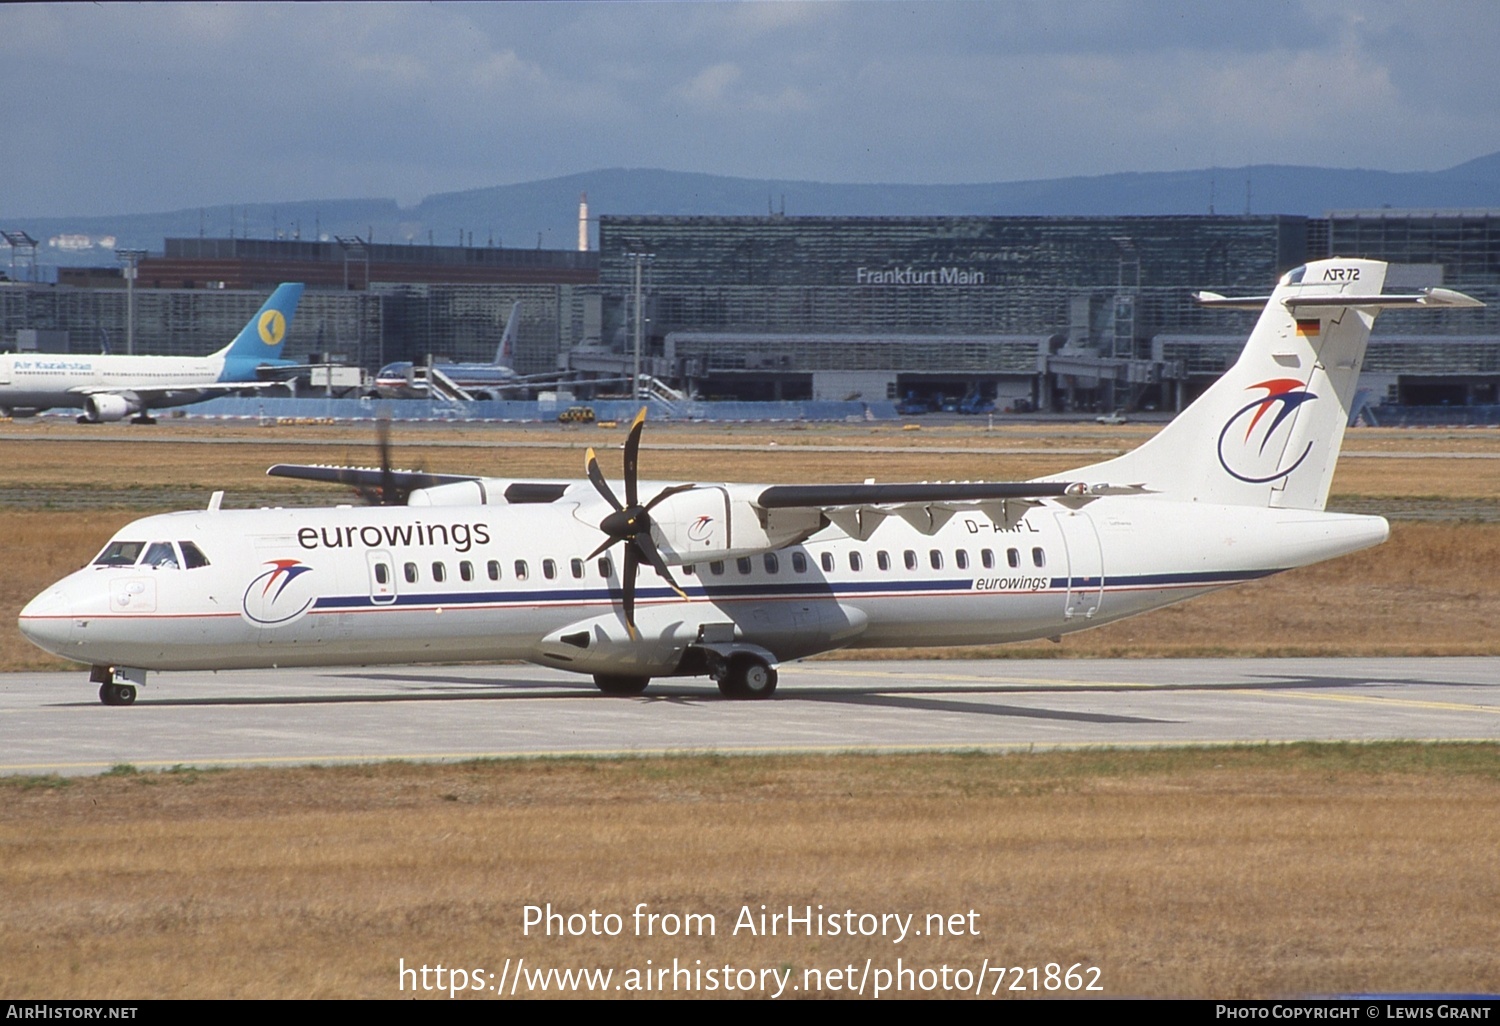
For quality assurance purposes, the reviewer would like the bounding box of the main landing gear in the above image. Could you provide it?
[716,654,778,700]
[590,653,779,700]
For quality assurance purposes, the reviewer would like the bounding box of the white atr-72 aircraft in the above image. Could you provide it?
[0,283,303,423]
[19,259,1481,705]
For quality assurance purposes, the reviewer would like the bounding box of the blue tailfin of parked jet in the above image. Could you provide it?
[215,283,304,380]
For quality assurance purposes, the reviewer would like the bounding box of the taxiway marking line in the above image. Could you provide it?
[796,665,1163,689]
[1239,689,1500,714]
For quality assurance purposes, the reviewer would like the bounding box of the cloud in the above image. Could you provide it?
[2,0,1497,216]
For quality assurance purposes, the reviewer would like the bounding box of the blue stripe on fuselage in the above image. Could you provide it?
[307,568,1278,612]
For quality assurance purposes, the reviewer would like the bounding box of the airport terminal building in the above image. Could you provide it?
[588,212,1499,411]
[3,209,1497,413]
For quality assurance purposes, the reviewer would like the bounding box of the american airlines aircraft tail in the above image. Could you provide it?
[1057,258,1481,511]
[494,300,521,368]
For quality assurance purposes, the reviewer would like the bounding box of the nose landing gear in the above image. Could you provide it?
[99,682,137,706]
[91,665,142,706]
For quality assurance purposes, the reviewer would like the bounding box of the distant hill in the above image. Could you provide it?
[8,154,1500,270]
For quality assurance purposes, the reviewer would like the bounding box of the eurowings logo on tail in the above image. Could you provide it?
[1216,378,1318,484]
[242,559,315,625]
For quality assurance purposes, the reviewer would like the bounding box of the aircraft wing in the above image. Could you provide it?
[750,480,1129,540]
[70,381,288,398]
[268,464,478,492]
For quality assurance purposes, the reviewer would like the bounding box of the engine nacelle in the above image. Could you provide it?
[82,394,134,423]
[648,485,823,564]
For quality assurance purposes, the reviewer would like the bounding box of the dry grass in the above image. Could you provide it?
[1,747,1497,999]
[4,419,1499,496]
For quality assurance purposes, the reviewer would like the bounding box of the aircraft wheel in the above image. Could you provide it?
[593,674,650,696]
[99,683,136,706]
[719,656,777,700]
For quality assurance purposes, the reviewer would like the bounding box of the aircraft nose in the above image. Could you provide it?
[18,587,77,654]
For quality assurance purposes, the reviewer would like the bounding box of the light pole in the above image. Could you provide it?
[115,249,148,355]
[623,251,653,401]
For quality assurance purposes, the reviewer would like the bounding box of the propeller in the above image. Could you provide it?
[352,411,403,506]
[584,408,695,639]
[335,410,408,506]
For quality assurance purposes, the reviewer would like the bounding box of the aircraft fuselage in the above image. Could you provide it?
[19,496,1388,677]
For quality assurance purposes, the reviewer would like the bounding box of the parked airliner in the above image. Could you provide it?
[374,301,541,399]
[0,283,303,423]
[19,260,1481,704]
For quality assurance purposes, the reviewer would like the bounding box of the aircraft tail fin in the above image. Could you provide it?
[1056,258,1481,511]
[494,301,521,367]
[215,283,304,375]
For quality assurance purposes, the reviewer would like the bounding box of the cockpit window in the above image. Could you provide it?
[1281,265,1307,286]
[143,542,179,569]
[179,541,210,569]
[94,541,145,566]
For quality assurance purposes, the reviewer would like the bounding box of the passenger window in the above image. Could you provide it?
[683,564,695,576]
[94,541,145,566]
[404,562,419,584]
[929,549,943,570]
[179,541,210,569]
[877,550,890,571]
[709,561,725,576]
[514,560,529,580]
[849,551,863,572]
[792,552,807,573]
[820,552,834,573]
[143,542,179,569]
[543,559,557,580]
[374,563,390,585]
[431,562,446,583]
[903,550,917,571]
[598,557,613,578]
[570,558,585,579]
[981,548,995,569]
[737,557,752,575]
[955,550,969,570]
[487,560,501,581]
[1008,548,1020,568]
[1032,548,1046,568]
[459,560,473,582]
[763,553,779,574]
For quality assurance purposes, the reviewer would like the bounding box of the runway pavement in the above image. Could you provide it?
[2,657,1497,776]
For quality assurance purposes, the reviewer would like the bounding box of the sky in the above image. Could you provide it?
[4,0,1500,218]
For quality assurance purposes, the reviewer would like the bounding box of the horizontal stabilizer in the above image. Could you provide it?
[1194,287,1483,310]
